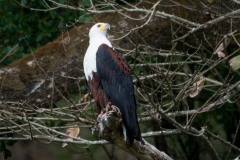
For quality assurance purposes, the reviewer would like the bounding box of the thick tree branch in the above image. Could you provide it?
[94,103,173,160]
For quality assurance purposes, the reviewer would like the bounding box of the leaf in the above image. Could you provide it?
[20,0,27,6]
[214,42,226,58]
[62,127,80,147]
[66,127,80,138]
[214,33,233,58]
[80,93,90,102]
[189,76,205,98]
[229,55,240,70]
[36,35,43,42]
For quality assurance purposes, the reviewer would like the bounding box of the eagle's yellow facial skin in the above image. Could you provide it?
[97,23,109,30]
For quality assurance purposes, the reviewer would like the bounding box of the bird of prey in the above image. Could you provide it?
[83,23,142,145]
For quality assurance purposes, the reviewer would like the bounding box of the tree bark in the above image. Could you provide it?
[94,103,173,160]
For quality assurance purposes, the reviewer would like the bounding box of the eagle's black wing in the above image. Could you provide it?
[96,44,141,145]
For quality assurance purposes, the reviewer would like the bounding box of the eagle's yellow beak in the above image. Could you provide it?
[98,23,110,30]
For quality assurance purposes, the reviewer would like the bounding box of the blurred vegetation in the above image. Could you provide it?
[0,0,90,66]
[0,1,91,158]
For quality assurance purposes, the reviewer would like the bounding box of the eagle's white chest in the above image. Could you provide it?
[83,36,112,80]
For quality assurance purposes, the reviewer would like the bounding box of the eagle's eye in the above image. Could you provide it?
[97,24,101,28]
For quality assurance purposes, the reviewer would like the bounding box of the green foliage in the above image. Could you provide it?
[230,55,240,70]
[0,0,90,66]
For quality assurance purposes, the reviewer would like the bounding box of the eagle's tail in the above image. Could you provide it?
[125,108,142,145]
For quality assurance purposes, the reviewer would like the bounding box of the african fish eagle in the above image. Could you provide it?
[83,23,142,145]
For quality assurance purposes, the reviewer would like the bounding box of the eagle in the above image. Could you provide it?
[83,23,142,145]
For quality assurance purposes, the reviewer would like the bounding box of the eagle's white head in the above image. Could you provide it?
[84,22,112,80]
[89,23,111,38]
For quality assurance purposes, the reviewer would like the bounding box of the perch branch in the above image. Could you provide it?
[94,103,173,160]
